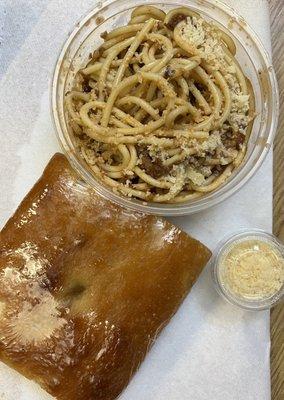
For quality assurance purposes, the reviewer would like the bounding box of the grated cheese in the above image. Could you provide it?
[186,168,206,186]
[219,238,284,300]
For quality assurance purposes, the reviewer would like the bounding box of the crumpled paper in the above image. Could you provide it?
[0,0,272,399]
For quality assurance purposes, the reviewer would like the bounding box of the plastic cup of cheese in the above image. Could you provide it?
[212,229,284,310]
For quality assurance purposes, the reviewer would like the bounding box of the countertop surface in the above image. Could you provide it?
[269,1,284,400]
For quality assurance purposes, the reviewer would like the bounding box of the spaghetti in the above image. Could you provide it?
[66,6,254,203]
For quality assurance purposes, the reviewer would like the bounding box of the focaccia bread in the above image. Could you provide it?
[0,154,211,400]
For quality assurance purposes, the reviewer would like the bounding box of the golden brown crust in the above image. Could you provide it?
[0,153,211,400]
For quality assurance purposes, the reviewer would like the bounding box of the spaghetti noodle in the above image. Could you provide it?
[66,6,254,203]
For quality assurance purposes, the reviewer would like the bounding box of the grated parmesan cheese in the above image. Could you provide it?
[186,168,206,186]
[219,238,284,300]
[180,16,228,70]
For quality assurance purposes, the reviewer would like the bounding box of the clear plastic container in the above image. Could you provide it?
[51,0,279,216]
[212,230,284,310]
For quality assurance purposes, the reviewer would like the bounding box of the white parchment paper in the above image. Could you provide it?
[0,1,272,399]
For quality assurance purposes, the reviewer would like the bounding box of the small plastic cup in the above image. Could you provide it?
[212,229,284,310]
